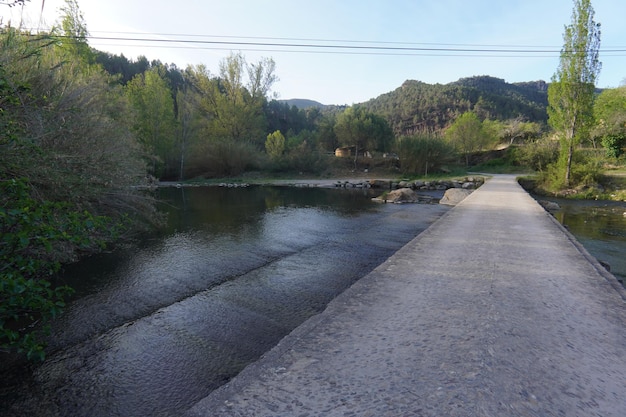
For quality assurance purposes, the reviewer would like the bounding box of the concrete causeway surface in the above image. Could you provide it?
[185,175,626,417]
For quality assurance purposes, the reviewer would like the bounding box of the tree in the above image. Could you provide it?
[55,0,93,64]
[265,130,285,160]
[445,111,488,165]
[593,86,626,157]
[334,106,394,168]
[547,0,601,186]
[198,53,276,146]
[125,66,177,178]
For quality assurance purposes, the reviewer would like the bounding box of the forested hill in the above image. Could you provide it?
[280,98,326,109]
[360,76,549,137]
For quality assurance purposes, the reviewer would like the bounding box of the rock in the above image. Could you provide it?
[462,182,476,190]
[439,188,473,206]
[375,188,420,204]
[538,200,561,211]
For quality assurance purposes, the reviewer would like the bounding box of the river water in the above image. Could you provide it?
[545,197,626,285]
[1,185,450,417]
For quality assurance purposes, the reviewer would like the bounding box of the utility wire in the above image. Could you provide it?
[15,27,626,56]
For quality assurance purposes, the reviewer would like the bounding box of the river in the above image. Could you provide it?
[545,196,626,285]
[1,185,450,417]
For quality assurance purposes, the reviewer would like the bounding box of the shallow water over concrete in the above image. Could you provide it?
[1,186,449,417]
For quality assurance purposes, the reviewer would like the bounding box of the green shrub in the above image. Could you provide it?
[512,138,559,172]
[0,179,121,360]
[539,152,603,191]
[601,134,626,158]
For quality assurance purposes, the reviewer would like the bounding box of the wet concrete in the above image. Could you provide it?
[187,175,626,417]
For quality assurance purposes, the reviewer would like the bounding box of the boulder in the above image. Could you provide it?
[374,188,419,203]
[440,188,473,206]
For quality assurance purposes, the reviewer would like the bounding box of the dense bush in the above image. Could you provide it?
[0,179,122,359]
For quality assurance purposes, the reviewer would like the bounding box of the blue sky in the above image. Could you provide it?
[3,0,625,105]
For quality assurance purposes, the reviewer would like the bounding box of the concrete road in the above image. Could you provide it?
[185,175,626,417]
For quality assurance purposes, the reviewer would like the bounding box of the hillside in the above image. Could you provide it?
[280,98,326,109]
[360,76,549,137]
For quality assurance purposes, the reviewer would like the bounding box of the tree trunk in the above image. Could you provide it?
[565,142,573,187]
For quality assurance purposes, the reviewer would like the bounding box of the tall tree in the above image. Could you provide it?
[125,66,177,177]
[547,0,601,186]
[197,53,276,145]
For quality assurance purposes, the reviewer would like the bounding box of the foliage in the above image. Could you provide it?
[54,0,93,64]
[193,54,276,147]
[593,86,626,156]
[445,111,492,165]
[510,138,560,172]
[265,130,286,160]
[394,133,456,176]
[125,66,177,178]
[547,0,601,186]
[540,150,603,191]
[0,179,120,359]
[601,134,626,158]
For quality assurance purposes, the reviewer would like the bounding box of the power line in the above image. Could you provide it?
[13,27,626,57]
[84,35,626,54]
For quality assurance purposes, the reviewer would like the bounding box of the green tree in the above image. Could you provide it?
[593,86,626,157]
[445,111,488,165]
[125,66,177,178]
[265,130,285,160]
[54,0,94,64]
[547,0,601,186]
[334,106,394,168]
[198,53,276,145]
